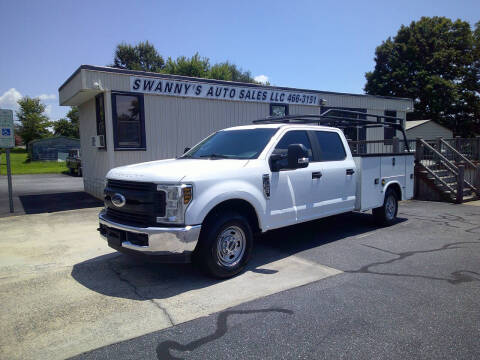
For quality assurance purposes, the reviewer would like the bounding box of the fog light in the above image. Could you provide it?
[381,179,386,186]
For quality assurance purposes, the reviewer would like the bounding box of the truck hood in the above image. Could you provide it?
[106,158,249,183]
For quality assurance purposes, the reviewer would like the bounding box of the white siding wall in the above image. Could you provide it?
[84,70,130,94]
[320,93,411,112]
[406,122,452,140]
[78,98,110,198]
[59,70,83,105]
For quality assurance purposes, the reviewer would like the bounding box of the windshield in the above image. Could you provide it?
[182,128,277,159]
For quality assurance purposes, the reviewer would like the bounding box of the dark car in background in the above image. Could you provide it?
[66,149,82,176]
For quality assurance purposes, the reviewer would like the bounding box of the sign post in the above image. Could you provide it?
[0,109,15,213]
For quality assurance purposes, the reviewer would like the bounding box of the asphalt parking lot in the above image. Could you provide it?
[0,174,102,217]
[1,200,479,359]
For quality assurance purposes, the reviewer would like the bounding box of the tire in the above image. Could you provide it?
[193,211,253,278]
[372,188,398,226]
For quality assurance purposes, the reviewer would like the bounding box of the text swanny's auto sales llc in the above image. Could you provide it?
[130,76,320,106]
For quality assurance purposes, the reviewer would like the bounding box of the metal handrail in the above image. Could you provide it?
[440,139,478,169]
[420,139,458,171]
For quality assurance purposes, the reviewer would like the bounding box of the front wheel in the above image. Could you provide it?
[193,211,253,278]
[372,188,398,225]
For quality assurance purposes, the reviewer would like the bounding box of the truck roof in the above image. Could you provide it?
[222,123,338,131]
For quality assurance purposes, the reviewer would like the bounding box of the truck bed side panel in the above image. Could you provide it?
[353,156,382,211]
[381,155,406,197]
[354,154,415,211]
[405,156,414,199]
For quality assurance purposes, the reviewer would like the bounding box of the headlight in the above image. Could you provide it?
[156,184,193,224]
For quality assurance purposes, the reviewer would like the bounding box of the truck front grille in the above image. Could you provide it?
[107,179,154,191]
[105,208,152,227]
[104,180,166,227]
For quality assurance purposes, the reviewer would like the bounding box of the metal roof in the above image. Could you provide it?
[405,120,432,130]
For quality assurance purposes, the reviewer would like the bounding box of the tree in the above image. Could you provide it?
[16,97,51,149]
[53,106,79,138]
[67,106,79,124]
[163,53,210,78]
[110,42,258,83]
[364,17,480,136]
[112,41,165,72]
[208,62,258,83]
[53,119,76,137]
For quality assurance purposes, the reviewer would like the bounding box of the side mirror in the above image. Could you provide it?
[269,144,309,172]
[269,153,284,172]
[183,147,191,154]
[288,144,309,169]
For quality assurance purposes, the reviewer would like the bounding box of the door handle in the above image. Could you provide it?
[312,171,322,179]
[346,169,355,175]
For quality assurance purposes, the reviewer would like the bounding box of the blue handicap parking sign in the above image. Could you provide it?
[1,128,11,136]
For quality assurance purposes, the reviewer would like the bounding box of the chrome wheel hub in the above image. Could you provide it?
[216,226,246,267]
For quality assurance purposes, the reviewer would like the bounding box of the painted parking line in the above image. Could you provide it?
[0,208,341,360]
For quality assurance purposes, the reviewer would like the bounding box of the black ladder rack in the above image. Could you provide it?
[253,108,410,152]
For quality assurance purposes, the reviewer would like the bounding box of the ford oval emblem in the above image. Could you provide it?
[111,193,126,208]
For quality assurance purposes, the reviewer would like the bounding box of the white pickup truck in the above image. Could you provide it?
[99,114,414,278]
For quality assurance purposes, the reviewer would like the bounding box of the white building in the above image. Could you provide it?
[59,65,413,198]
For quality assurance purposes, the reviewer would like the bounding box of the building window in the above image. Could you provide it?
[384,110,397,140]
[270,103,289,117]
[111,92,146,150]
[95,94,106,149]
[321,106,367,142]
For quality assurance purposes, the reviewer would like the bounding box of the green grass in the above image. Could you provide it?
[0,148,68,175]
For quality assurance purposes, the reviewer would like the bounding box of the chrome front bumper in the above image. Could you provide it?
[98,210,201,259]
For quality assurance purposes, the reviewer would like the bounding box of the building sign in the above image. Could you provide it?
[0,109,14,148]
[130,76,320,106]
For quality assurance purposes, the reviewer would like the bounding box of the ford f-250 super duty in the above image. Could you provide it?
[99,112,414,278]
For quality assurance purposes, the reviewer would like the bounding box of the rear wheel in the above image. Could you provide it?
[194,211,253,278]
[373,188,398,225]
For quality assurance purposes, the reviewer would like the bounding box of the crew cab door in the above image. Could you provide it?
[266,130,314,229]
[307,130,356,219]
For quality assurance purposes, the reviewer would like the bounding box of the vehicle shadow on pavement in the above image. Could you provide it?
[71,211,405,301]
[19,192,103,214]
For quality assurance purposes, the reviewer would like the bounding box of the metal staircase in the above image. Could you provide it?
[415,138,480,203]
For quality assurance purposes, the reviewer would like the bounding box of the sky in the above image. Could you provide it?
[0,0,478,121]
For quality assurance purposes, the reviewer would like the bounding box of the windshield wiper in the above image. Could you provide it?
[199,153,230,159]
